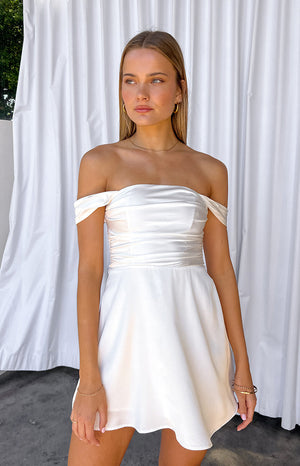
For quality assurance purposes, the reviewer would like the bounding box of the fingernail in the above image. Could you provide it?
[241,414,247,421]
[101,427,106,433]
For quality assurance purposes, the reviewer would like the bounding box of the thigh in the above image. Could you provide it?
[68,427,135,466]
[159,428,207,466]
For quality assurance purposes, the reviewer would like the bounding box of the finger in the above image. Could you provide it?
[77,420,88,443]
[237,412,251,431]
[71,420,79,437]
[236,394,247,431]
[70,412,79,437]
[238,413,253,431]
[86,422,100,447]
[237,396,256,431]
[246,395,256,423]
[99,408,108,434]
[237,395,247,421]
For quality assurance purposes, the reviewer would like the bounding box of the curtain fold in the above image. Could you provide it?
[0,0,298,430]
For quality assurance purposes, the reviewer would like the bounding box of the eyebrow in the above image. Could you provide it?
[122,72,168,77]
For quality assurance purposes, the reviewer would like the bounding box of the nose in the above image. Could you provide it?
[136,83,149,101]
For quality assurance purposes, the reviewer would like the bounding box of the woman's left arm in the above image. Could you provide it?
[203,160,257,432]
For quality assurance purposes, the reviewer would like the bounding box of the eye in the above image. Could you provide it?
[124,78,135,84]
[152,78,164,84]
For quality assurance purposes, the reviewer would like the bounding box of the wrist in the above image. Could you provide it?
[79,370,102,389]
[234,365,254,386]
[234,353,250,371]
[77,383,104,397]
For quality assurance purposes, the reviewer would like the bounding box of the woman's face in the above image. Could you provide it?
[121,48,182,127]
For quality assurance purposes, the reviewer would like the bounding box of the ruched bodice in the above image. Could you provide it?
[74,184,227,268]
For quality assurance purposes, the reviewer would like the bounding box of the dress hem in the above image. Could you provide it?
[94,405,238,451]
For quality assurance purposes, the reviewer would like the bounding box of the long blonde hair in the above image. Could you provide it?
[119,30,188,143]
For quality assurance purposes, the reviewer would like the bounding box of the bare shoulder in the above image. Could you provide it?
[76,143,120,199]
[200,151,228,186]
[186,145,228,205]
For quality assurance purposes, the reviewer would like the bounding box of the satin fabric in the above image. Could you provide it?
[72,184,237,450]
[74,184,228,269]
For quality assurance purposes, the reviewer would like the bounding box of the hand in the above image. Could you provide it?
[235,390,257,431]
[233,373,257,431]
[70,383,108,446]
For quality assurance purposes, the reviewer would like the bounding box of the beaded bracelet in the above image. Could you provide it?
[232,381,257,395]
[77,384,104,397]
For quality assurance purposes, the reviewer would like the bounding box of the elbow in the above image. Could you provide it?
[206,256,234,281]
[78,263,104,283]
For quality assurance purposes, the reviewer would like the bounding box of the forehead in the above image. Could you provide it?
[122,48,175,75]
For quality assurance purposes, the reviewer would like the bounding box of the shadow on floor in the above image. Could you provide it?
[0,367,299,465]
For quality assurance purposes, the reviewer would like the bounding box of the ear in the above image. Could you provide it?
[176,79,186,103]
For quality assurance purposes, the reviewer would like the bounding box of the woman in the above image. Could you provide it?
[68,30,257,466]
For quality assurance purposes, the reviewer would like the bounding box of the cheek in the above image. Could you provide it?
[160,90,175,103]
[155,83,177,101]
[156,88,177,110]
[122,87,134,103]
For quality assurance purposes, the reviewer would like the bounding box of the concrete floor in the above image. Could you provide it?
[0,367,299,466]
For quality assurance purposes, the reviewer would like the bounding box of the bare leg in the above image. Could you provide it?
[68,427,135,466]
[159,428,207,466]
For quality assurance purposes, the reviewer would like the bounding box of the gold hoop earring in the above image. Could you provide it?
[173,103,179,114]
[122,103,126,113]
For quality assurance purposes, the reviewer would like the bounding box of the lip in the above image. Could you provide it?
[134,106,153,113]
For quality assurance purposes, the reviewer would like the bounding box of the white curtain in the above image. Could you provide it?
[0,0,299,430]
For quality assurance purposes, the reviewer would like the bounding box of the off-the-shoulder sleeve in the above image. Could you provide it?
[74,191,116,224]
[203,197,228,226]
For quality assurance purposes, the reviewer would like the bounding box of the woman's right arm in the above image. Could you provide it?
[70,150,109,447]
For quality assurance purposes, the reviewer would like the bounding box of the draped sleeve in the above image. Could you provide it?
[74,191,117,224]
[202,196,228,226]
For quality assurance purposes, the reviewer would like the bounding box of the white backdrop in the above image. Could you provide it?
[0,0,299,430]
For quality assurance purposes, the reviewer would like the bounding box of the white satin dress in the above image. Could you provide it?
[71,184,237,450]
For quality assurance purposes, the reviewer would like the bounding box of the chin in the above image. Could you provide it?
[129,114,170,127]
[129,118,155,126]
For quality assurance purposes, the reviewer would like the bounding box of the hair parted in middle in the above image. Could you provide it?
[119,30,188,143]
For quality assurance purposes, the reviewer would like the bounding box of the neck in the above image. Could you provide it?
[132,119,178,151]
